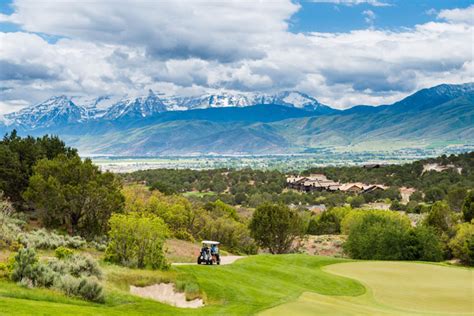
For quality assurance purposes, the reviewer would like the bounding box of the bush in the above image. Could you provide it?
[17,229,86,250]
[462,191,474,222]
[32,264,58,287]
[9,248,104,302]
[249,204,304,254]
[48,254,102,279]
[308,207,353,235]
[424,201,454,235]
[106,213,169,269]
[342,210,443,261]
[449,223,474,266]
[55,246,74,259]
[55,275,104,303]
[349,195,365,208]
[11,248,38,282]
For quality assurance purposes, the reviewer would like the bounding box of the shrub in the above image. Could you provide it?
[54,275,104,302]
[55,246,74,259]
[424,201,454,235]
[48,254,102,279]
[403,226,444,262]
[307,206,352,235]
[449,223,474,266]
[66,254,102,279]
[11,248,38,282]
[106,213,169,269]
[32,264,58,287]
[349,195,365,208]
[342,210,442,261]
[17,229,86,250]
[249,204,304,254]
[462,191,474,222]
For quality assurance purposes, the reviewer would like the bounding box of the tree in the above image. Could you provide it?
[0,131,77,205]
[449,223,474,266]
[307,207,352,235]
[403,226,443,262]
[424,187,445,203]
[350,195,365,208]
[424,201,454,235]
[249,204,304,254]
[462,191,474,222]
[23,155,124,237]
[446,187,467,212]
[106,213,169,269]
[342,210,411,260]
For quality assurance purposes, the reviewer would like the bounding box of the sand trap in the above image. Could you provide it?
[130,283,204,308]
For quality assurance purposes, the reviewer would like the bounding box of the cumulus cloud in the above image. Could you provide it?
[0,1,472,111]
[438,5,474,25]
[2,0,299,62]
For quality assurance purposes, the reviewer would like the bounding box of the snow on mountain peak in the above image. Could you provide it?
[3,90,330,128]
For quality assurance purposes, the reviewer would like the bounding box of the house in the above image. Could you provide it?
[363,184,389,194]
[339,183,366,193]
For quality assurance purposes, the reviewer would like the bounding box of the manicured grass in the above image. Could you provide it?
[0,255,363,315]
[261,261,474,315]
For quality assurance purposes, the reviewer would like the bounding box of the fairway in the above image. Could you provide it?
[0,255,364,316]
[0,256,472,316]
[261,261,474,316]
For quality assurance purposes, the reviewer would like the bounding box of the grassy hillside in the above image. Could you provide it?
[0,255,471,316]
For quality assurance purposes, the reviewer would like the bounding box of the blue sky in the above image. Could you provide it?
[0,0,472,113]
[291,0,473,32]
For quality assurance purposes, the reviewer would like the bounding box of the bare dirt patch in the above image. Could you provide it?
[130,283,204,308]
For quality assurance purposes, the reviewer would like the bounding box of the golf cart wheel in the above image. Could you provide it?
[209,260,213,265]
[197,258,201,264]
[217,260,220,265]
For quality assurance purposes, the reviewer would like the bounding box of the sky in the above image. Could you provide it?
[0,0,472,113]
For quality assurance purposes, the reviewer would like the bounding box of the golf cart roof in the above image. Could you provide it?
[202,240,220,245]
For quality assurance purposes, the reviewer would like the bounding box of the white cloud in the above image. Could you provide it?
[363,9,376,25]
[438,5,474,25]
[309,0,390,7]
[0,1,472,111]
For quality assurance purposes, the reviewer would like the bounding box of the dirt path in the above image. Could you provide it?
[172,255,246,266]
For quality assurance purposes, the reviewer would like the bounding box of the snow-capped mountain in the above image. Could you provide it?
[102,90,167,120]
[2,90,332,129]
[4,95,89,128]
[163,91,328,112]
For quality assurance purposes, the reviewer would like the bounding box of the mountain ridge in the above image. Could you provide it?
[1,82,472,155]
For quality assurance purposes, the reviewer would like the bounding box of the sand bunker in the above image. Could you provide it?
[130,283,204,308]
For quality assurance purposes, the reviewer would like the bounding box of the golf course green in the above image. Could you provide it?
[0,255,472,315]
[261,261,474,316]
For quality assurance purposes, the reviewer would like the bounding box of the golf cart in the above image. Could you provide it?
[197,240,221,265]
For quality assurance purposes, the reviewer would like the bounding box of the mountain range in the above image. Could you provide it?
[1,83,473,155]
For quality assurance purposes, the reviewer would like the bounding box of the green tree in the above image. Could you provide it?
[462,191,474,222]
[446,187,467,212]
[249,204,304,254]
[342,210,411,260]
[424,187,446,203]
[23,155,124,237]
[403,226,443,262]
[106,213,169,269]
[0,131,77,205]
[350,195,365,208]
[424,201,454,235]
[449,223,474,266]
